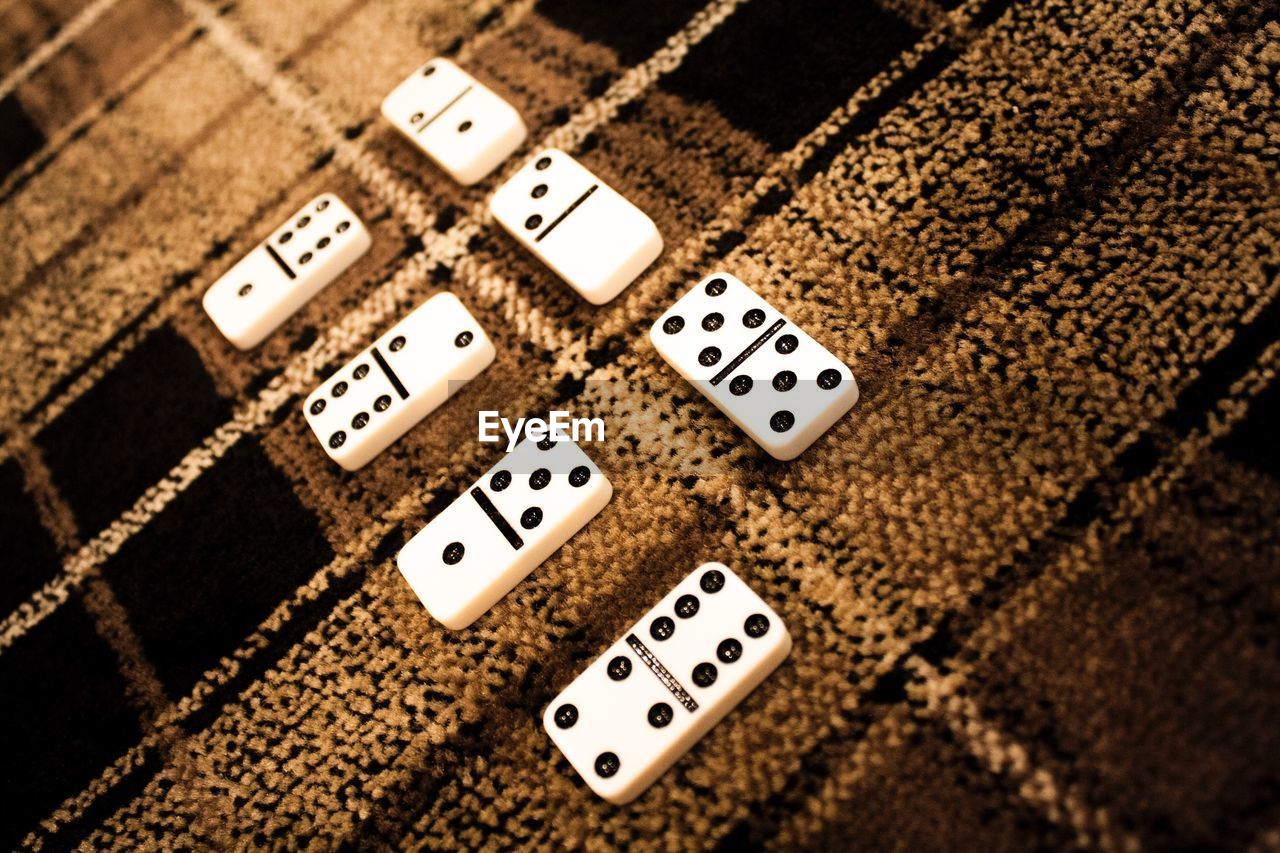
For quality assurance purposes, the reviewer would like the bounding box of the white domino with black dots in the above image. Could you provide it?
[398,436,612,629]
[650,272,859,460]
[489,148,663,304]
[543,562,790,804]
[303,292,495,471]
[381,58,527,186]
[203,193,371,349]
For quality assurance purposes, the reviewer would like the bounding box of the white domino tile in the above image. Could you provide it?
[398,437,612,629]
[381,58,526,185]
[650,272,858,460]
[544,562,791,804]
[303,292,494,471]
[489,148,662,304]
[203,193,371,349]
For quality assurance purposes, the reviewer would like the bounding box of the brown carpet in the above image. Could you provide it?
[1,0,1278,848]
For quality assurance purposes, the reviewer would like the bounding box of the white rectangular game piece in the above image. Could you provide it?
[203,193,371,349]
[397,437,612,629]
[488,148,663,304]
[649,272,859,460]
[381,58,526,185]
[544,562,790,804]
[303,292,495,471]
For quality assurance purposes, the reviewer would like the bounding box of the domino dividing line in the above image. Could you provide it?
[370,348,409,399]
[535,185,598,242]
[265,244,297,279]
[416,84,473,133]
[17,0,1208,835]
[0,0,754,656]
[626,634,699,712]
[470,487,525,549]
[710,318,786,386]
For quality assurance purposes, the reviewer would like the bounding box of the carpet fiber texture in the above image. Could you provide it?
[1,0,1279,848]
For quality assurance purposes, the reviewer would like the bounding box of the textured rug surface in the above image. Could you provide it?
[1,0,1279,848]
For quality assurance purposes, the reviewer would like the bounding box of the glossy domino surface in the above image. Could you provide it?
[489,148,662,304]
[203,193,371,349]
[303,292,495,470]
[381,58,526,185]
[650,272,858,459]
[544,562,791,804]
[398,437,612,629]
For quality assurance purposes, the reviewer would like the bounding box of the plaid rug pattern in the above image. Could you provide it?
[1,0,1278,848]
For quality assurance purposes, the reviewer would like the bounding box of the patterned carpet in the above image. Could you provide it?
[1,0,1279,848]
